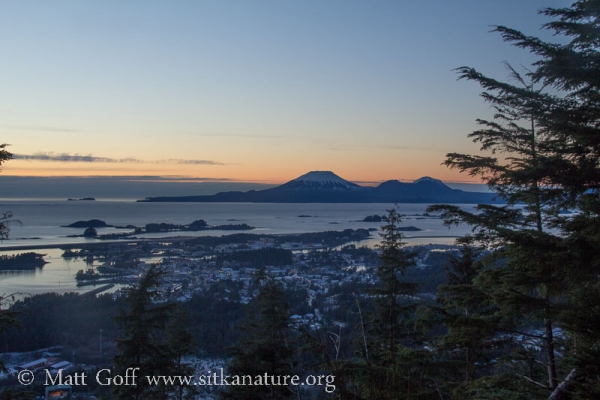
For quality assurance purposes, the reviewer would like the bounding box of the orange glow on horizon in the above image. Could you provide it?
[3,159,485,185]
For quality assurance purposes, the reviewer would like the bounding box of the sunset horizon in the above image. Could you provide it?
[1,0,569,189]
[1,159,487,186]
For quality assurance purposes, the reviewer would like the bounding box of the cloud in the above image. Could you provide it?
[0,175,276,198]
[3,125,78,133]
[13,153,224,165]
[124,176,235,182]
[385,145,443,151]
[14,153,120,162]
[191,132,281,139]
[162,159,224,165]
[322,144,438,152]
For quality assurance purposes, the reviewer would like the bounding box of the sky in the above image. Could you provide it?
[0,0,572,187]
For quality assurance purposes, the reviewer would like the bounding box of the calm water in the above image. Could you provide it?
[0,200,475,297]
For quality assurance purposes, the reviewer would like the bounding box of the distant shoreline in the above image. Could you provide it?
[0,234,460,252]
[0,237,198,252]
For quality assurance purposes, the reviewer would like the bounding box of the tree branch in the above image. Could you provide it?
[548,368,577,400]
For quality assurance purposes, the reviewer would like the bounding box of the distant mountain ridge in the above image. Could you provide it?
[138,171,498,203]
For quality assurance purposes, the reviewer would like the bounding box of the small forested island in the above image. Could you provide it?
[361,215,421,231]
[60,219,256,240]
[363,214,388,222]
[61,249,83,258]
[397,226,422,231]
[213,223,254,230]
[63,219,112,228]
[145,219,208,233]
[75,268,101,281]
[0,252,48,270]
[83,227,98,237]
[144,219,254,233]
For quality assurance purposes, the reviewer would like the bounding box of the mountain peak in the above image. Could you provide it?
[293,171,350,183]
[413,176,445,186]
[284,171,361,191]
[139,170,498,203]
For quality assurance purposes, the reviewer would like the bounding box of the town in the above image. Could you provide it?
[0,227,462,399]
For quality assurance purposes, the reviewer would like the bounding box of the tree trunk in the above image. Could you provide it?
[545,317,558,389]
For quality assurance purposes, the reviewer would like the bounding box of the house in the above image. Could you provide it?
[17,358,49,371]
[45,384,71,399]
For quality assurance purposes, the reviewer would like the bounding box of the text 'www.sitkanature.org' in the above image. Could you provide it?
[29,368,336,394]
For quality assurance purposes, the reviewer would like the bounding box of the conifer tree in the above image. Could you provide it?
[429,35,570,398]
[0,144,16,241]
[113,265,176,399]
[221,271,297,400]
[0,295,20,374]
[428,0,600,396]
[426,71,566,396]
[496,2,600,396]
[299,323,363,400]
[165,307,197,400]
[372,208,419,356]
[0,145,20,374]
[432,238,509,398]
[355,208,436,399]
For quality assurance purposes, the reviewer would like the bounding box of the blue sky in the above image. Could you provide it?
[0,0,571,184]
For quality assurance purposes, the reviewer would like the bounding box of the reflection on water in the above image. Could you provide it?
[0,201,475,297]
[0,270,36,278]
[0,248,103,299]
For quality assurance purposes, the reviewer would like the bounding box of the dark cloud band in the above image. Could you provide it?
[13,153,224,165]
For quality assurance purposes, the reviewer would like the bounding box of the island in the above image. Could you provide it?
[138,171,499,204]
[0,252,48,271]
[396,226,422,232]
[362,214,388,222]
[59,219,258,241]
[63,219,113,228]
[144,220,254,233]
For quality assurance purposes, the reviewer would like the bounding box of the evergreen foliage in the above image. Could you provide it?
[83,227,98,237]
[430,238,508,398]
[427,1,600,397]
[0,295,20,374]
[0,143,20,375]
[0,143,15,241]
[0,253,47,271]
[371,208,421,391]
[112,265,191,399]
[165,308,198,400]
[351,208,438,399]
[221,271,298,399]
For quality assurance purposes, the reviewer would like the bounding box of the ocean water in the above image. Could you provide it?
[0,248,95,299]
[0,200,475,297]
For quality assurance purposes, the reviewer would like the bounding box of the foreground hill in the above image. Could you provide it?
[138,171,498,203]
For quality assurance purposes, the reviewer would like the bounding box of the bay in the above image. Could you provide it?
[0,200,475,297]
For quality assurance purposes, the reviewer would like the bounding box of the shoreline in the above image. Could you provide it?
[0,236,198,252]
[0,234,460,252]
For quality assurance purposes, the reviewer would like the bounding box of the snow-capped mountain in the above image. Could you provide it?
[282,171,362,191]
[139,171,498,203]
[413,176,446,186]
